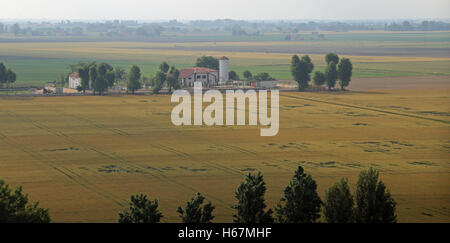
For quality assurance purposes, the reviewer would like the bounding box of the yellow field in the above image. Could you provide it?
[0,89,449,222]
[2,42,449,64]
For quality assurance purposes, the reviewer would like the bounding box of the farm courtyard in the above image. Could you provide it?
[0,85,449,222]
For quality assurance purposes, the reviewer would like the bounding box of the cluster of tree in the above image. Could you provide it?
[0,179,51,223]
[229,25,260,36]
[0,165,397,223]
[151,62,181,94]
[291,53,353,91]
[117,166,396,223]
[195,56,277,83]
[127,65,142,94]
[285,33,326,41]
[74,62,117,94]
[68,61,182,94]
[135,25,164,37]
[2,20,449,40]
[241,70,276,82]
[228,70,239,81]
[118,192,214,223]
[385,21,450,31]
[4,23,84,36]
[0,62,17,88]
[195,56,219,70]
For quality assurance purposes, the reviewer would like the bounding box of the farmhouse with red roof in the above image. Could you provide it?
[179,67,219,87]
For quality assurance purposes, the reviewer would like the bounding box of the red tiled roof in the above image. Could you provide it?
[180,67,218,79]
[219,56,229,60]
[69,72,79,78]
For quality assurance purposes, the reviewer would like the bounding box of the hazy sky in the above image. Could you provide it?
[1,0,449,20]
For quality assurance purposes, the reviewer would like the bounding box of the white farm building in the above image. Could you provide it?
[68,73,82,89]
[180,67,219,87]
[179,56,230,87]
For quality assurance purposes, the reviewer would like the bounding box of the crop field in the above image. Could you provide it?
[0,31,449,86]
[0,87,449,222]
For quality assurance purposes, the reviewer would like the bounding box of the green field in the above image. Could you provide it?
[0,31,449,86]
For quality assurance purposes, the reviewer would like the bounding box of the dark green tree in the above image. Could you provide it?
[338,58,353,90]
[177,193,215,223]
[93,76,108,94]
[114,66,126,82]
[0,63,16,87]
[232,172,274,223]
[325,53,339,65]
[324,178,354,223]
[243,70,252,80]
[160,62,170,73]
[275,166,322,223]
[291,55,314,91]
[118,194,163,223]
[0,179,51,223]
[195,56,219,70]
[6,69,16,87]
[167,67,180,93]
[325,61,338,90]
[313,71,326,86]
[0,62,6,85]
[355,168,397,223]
[105,70,116,87]
[93,63,113,93]
[152,71,166,94]
[98,62,113,76]
[253,72,275,81]
[229,70,239,81]
[89,64,98,90]
[77,65,90,93]
[166,77,180,93]
[127,65,142,94]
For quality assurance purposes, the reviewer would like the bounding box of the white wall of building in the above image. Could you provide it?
[69,76,81,89]
[183,72,218,87]
[219,59,229,85]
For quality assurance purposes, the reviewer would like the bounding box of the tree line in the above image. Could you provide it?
[3,20,448,40]
[59,54,348,93]
[291,53,353,91]
[0,166,396,223]
[62,61,181,95]
[117,166,396,223]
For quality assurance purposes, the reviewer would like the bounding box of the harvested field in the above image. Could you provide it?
[0,88,448,222]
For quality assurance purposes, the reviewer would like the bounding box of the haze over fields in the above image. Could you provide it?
[1,0,449,20]
[0,1,449,224]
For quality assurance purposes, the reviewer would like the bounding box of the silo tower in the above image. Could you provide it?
[219,56,229,85]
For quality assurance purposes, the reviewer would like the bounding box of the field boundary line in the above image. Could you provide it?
[0,130,126,207]
[280,93,450,125]
[4,111,235,212]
